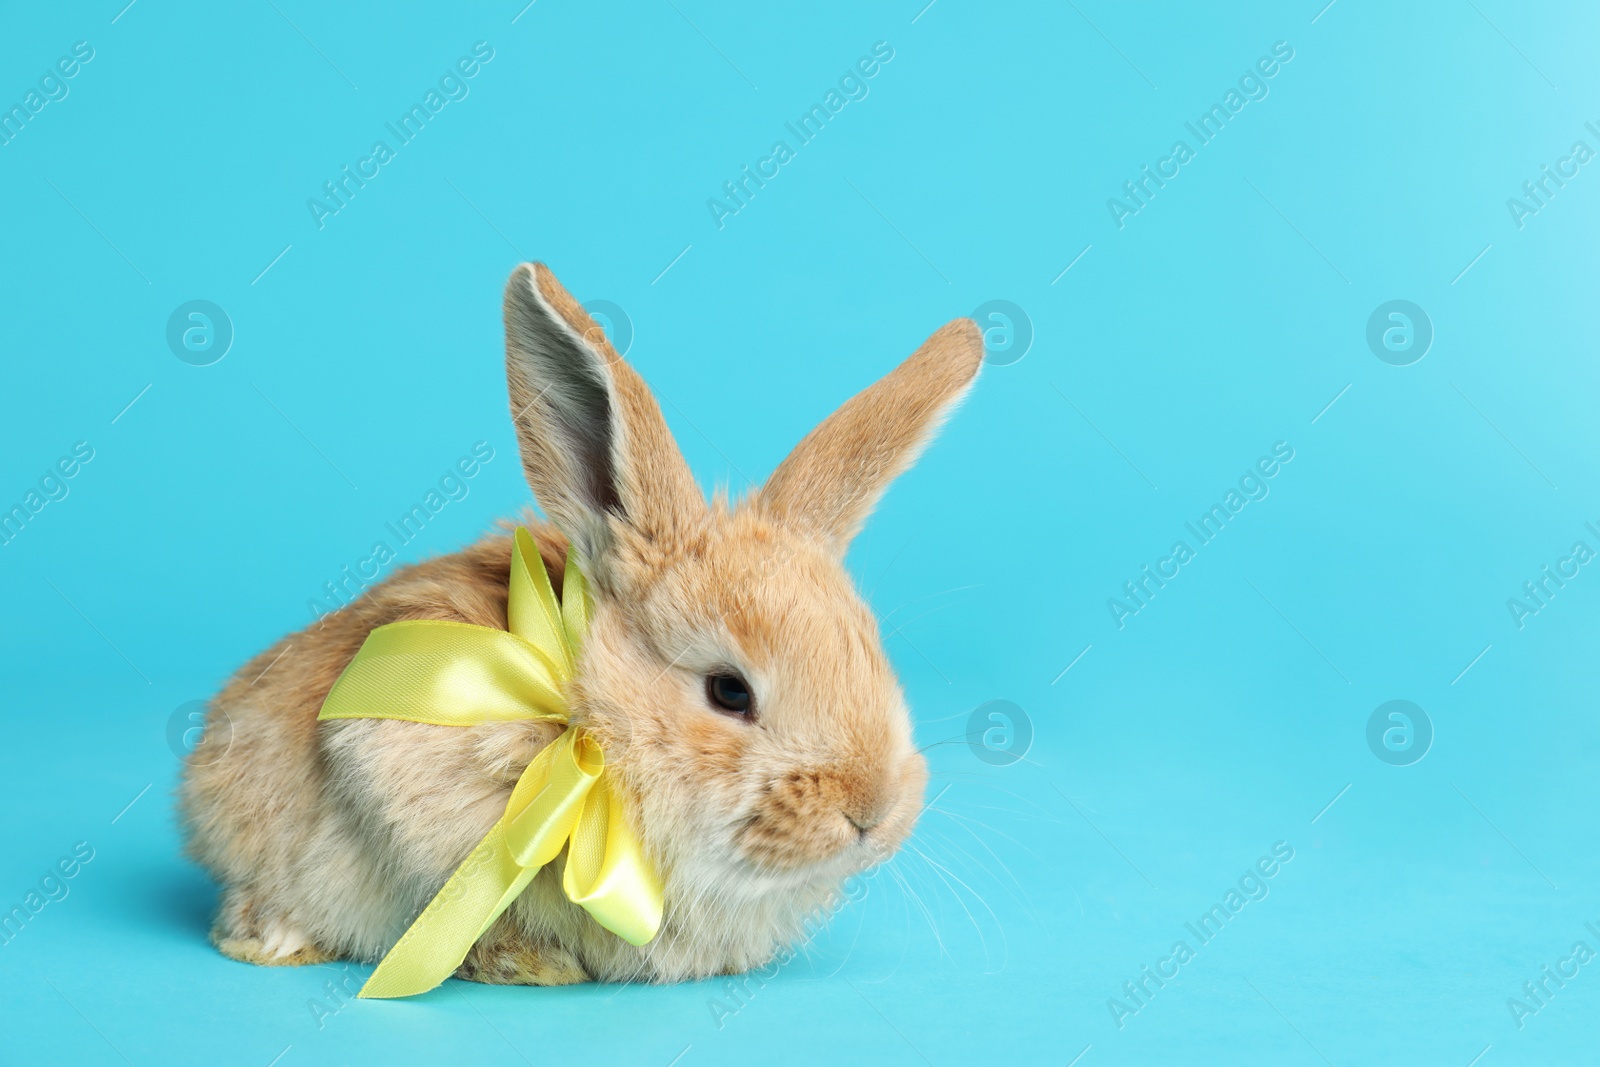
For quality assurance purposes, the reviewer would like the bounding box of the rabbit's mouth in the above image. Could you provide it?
[729,752,927,880]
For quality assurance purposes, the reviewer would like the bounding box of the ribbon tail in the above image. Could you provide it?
[359,821,542,999]
[357,732,601,999]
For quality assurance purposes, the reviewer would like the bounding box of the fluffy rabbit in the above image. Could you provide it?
[180,262,983,985]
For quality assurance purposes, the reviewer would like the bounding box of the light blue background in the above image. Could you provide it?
[2,1,1597,1064]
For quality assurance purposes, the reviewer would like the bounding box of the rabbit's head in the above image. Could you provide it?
[503,263,981,903]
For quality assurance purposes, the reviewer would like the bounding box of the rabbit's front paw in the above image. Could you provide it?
[456,930,588,986]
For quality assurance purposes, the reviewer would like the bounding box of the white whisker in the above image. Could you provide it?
[907,842,1006,973]
[879,583,986,625]
[927,804,1041,861]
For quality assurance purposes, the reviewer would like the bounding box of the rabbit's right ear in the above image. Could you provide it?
[503,263,703,568]
[760,319,983,555]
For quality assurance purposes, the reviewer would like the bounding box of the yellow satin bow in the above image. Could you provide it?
[317,528,662,999]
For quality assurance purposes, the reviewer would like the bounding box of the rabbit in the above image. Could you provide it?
[180,262,984,986]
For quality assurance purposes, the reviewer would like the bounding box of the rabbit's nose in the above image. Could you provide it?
[844,810,883,835]
[826,755,898,837]
[839,786,894,836]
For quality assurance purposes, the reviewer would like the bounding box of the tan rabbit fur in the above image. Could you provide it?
[180,262,983,986]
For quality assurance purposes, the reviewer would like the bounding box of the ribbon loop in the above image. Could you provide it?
[504,730,601,869]
[562,773,664,947]
[317,532,662,999]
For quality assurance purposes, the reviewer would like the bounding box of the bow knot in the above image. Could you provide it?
[318,528,662,999]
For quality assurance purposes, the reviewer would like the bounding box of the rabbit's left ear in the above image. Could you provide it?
[759,319,984,554]
[504,263,704,564]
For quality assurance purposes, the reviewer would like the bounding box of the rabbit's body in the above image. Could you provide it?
[185,524,833,983]
[181,263,982,988]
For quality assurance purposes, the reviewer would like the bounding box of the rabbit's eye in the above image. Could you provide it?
[705,673,754,717]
